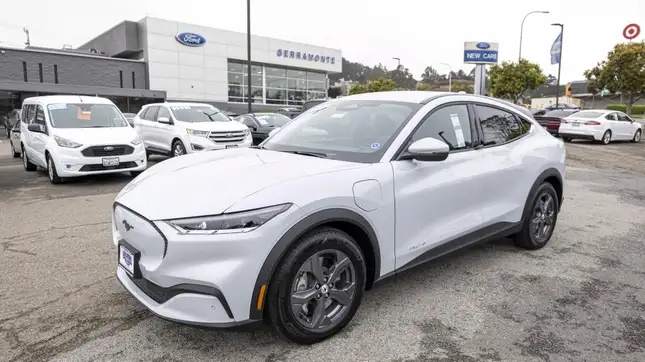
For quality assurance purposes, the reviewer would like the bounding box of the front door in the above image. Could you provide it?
[154,106,174,151]
[392,103,485,270]
[30,105,49,167]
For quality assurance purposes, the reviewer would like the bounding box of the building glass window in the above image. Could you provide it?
[227,59,327,105]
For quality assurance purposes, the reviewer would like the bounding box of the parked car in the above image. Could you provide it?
[133,102,252,157]
[534,109,579,136]
[545,103,580,111]
[531,108,547,117]
[4,109,21,138]
[235,112,292,145]
[224,110,239,118]
[8,121,21,158]
[559,109,642,144]
[20,96,147,184]
[123,113,137,127]
[301,99,327,112]
[274,107,301,119]
[113,91,565,344]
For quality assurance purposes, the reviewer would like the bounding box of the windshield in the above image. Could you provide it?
[47,103,128,128]
[170,105,231,123]
[255,114,291,127]
[263,100,421,163]
[571,111,604,119]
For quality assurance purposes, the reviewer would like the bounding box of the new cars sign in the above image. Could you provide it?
[463,42,499,64]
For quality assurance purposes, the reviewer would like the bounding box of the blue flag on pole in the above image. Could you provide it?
[550,32,562,65]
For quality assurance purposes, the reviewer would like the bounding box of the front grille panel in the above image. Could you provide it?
[80,161,137,172]
[82,145,134,157]
[208,131,246,144]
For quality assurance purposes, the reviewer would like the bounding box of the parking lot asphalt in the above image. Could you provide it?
[2,138,645,362]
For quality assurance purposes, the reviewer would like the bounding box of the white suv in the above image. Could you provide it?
[20,96,146,184]
[113,91,565,344]
[133,102,251,157]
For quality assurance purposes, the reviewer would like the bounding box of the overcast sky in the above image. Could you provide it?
[1,0,643,83]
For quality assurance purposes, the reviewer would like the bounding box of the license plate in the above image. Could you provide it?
[572,122,580,127]
[118,244,135,275]
[102,157,120,166]
[225,145,238,149]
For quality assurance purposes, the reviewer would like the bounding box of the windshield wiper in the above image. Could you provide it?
[203,111,223,122]
[282,150,327,158]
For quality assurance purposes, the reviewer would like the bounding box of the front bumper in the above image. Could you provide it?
[112,202,304,325]
[187,134,252,153]
[52,144,147,177]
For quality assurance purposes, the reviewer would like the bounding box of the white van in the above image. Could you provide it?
[133,102,252,157]
[20,96,147,184]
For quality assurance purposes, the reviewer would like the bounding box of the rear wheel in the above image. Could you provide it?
[562,137,572,143]
[512,182,559,250]
[266,227,366,345]
[10,141,20,158]
[600,130,611,145]
[632,129,641,143]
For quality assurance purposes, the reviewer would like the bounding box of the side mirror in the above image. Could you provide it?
[400,137,450,162]
[158,117,171,124]
[27,123,43,133]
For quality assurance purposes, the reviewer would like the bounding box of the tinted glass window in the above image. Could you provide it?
[240,116,256,127]
[35,106,46,125]
[475,105,525,145]
[22,105,35,124]
[574,111,604,119]
[143,107,158,121]
[157,107,171,120]
[264,100,420,163]
[170,105,230,123]
[617,113,629,121]
[411,104,473,151]
[302,100,326,111]
[47,103,128,128]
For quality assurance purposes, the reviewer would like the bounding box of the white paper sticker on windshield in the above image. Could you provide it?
[171,106,191,110]
[330,113,346,118]
[48,103,67,110]
[256,118,269,126]
[450,114,466,148]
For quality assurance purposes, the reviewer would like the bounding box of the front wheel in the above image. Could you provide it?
[632,129,642,143]
[11,142,20,158]
[171,140,186,157]
[47,155,63,184]
[512,182,559,250]
[266,227,366,344]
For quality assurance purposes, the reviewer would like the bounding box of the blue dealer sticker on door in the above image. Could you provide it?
[370,142,381,150]
[47,104,67,110]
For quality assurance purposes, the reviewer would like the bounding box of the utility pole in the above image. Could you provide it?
[392,57,400,70]
[23,28,30,47]
[441,63,453,92]
[518,11,550,60]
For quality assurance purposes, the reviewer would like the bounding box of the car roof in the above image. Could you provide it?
[144,102,216,108]
[22,95,114,105]
[330,91,451,103]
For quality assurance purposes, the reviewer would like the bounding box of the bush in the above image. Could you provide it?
[606,104,645,114]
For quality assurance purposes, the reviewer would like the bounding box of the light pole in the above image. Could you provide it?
[392,57,400,70]
[246,0,252,113]
[519,10,550,61]
[552,23,564,108]
[441,63,453,92]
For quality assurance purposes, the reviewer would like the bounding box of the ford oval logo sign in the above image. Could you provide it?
[476,42,491,50]
[175,32,206,47]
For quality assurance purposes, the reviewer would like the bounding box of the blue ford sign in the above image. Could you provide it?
[175,32,206,47]
[276,49,335,64]
[476,42,491,50]
[464,41,499,65]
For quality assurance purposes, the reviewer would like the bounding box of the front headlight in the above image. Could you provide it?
[186,129,210,137]
[131,135,142,145]
[243,128,250,136]
[54,135,82,148]
[166,203,292,235]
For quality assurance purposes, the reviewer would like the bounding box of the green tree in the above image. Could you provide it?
[583,65,603,108]
[420,66,439,84]
[416,83,431,91]
[348,78,399,95]
[387,66,417,90]
[452,83,474,93]
[598,41,645,115]
[348,83,368,95]
[489,59,548,103]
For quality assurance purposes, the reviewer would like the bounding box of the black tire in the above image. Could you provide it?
[10,142,20,158]
[130,171,143,178]
[22,146,37,171]
[170,140,186,157]
[266,227,366,345]
[632,129,642,143]
[47,155,63,184]
[512,182,559,250]
[562,137,572,143]
[600,130,611,145]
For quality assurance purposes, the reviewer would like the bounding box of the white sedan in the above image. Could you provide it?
[559,109,642,145]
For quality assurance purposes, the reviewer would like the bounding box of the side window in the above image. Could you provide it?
[605,113,617,121]
[410,104,473,151]
[22,105,33,124]
[138,108,149,120]
[34,106,46,126]
[241,116,257,128]
[617,113,629,122]
[474,105,525,145]
[156,107,171,121]
[144,106,159,121]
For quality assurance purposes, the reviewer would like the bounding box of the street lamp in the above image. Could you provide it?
[441,63,453,92]
[246,0,252,113]
[551,23,564,108]
[392,57,400,70]
[519,10,550,61]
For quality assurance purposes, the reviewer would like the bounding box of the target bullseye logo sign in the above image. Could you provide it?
[623,23,640,40]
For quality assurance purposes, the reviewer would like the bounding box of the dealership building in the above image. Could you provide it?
[0,17,342,116]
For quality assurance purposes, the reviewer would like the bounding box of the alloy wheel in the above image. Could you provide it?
[531,193,555,244]
[290,249,357,331]
[48,158,54,181]
[603,131,611,144]
[173,143,185,157]
[635,131,641,143]
[22,151,27,168]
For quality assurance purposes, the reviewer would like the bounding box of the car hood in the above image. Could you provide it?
[178,121,248,132]
[53,126,137,144]
[116,148,368,220]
